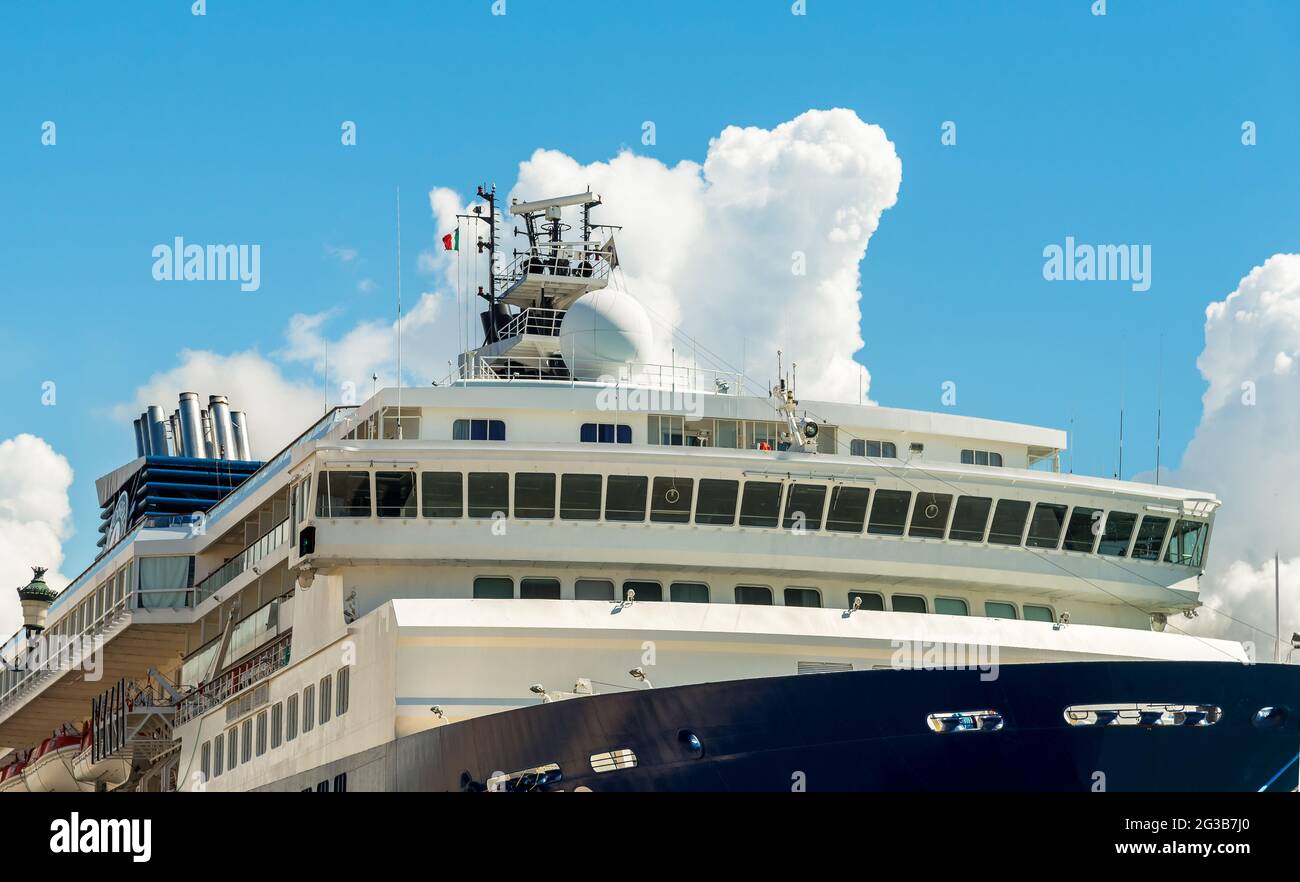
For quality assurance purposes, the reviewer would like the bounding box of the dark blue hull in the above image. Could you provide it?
[273,661,1300,792]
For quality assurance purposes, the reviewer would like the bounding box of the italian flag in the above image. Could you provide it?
[442,229,459,251]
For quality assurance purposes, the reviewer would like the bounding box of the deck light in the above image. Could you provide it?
[629,668,653,689]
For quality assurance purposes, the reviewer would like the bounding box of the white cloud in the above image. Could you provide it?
[0,435,74,640]
[1161,253,1300,648]
[112,349,324,457]
[327,246,358,263]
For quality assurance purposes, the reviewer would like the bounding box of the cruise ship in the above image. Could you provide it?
[1,187,1297,793]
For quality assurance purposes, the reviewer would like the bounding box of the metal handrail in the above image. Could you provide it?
[498,307,566,339]
[194,518,290,605]
[502,244,613,287]
[174,634,291,726]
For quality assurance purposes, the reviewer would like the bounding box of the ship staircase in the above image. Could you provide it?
[89,668,181,791]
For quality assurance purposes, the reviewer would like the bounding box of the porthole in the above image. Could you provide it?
[1254,706,1288,729]
[678,729,704,758]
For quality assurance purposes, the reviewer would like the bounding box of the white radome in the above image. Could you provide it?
[558,290,653,379]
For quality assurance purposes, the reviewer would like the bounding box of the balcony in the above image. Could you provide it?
[195,518,290,606]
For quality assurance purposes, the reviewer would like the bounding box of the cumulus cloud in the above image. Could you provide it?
[112,349,324,456]
[1161,254,1300,650]
[0,435,74,639]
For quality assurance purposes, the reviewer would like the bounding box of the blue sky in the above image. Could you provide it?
[2,1,1298,573]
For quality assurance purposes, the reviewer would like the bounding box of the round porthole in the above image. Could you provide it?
[678,729,704,758]
[1253,706,1288,729]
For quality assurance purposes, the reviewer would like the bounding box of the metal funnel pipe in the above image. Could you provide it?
[146,406,169,457]
[178,392,205,458]
[231,411,252,460]
[209,395,235,460]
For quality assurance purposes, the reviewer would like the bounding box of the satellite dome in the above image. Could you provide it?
[559,290,653,379]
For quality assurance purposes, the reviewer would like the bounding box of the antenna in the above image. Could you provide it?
[1276,552,1281,664]
[1155,334,1163,484]
[396,186,403,440]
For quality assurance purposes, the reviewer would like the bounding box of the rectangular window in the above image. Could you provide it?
[891,594,927,614]
[320,675,333,725]
[670,582,709,603]
[375,471,416,518]
[241,718,252,763]
[987,499,1031,545]
[1097,511,1138,556]
[650,477,693,523]
[647,414,684,446]
[623,580,661,601]
[520,577,561,599]
[467,472,509,518]
[824,486,870,533]
[286,694,299,741]
[213,733,224,777]
[1063,507,1102,552]
[1023,604,1055,623]
[735,585,773,606]
[852,439,897,458]
[1026,503,1068,549]
[783,484,827,531]
[714,419,739,448]
[560,474,602,520]
[421,471,463,518]
[1165,519,1208,567]
[849,591,885,611]
[336,666,350,716]
[784,587,821,608]
[908,494,953,538]
[867,490,911,536]
[453,419,505,441]
[514,473,556,519]
[315,471,372,518]
[201,741,211,780]
[949,496,992,542]
[985,601,1018,619]
[580,423,632,444]
[576,579,615,600]
[271,702,283,749]
[1132,516,1171,561]
[256,710,267,756]
[935,597,968,616]
[302,685,316,733]
[473,577,513,599]
[739,481,783,528]
[381,406,421,440]
[227,728,237,770]
[693,479,738,526]
[605,475,647,521]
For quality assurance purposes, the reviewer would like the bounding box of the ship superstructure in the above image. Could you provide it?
[1,187,1294,793]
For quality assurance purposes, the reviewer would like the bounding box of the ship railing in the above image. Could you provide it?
[454,353,748,395]
[497,307,566,340]
[501,243,614,288]
[194,518,290,606]
[174,633,292,726]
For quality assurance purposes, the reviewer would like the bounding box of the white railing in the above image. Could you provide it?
[194,518,290,606]
[174,633,292,726]
[502,244,614,289]
[498,307,566,339]
[454,352,747,394]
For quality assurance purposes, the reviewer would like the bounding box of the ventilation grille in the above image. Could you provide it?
[797,661,853,675]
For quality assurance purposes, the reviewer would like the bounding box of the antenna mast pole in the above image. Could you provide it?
[396,186,403,439]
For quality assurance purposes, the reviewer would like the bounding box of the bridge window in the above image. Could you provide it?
[286,694,299,741]
[1026,503,1068,549]
[988,499,1030,545]
[849,591,885,611]
[302,684,316,733]
[1132,516,1171,561]
[213,733,224,777]
[949,496,992,542]
[580,423,632,444]
[560,474,602,520]
[1097,511,1137,556]
[467,472,509,518]
[739,481,783,528]
[868,490,911,536]
[319,674,333,725]
[670,582,710,603]
[935,597,968,616]
[695,479,739,526]
[735,585,773,606]
[851,439,898,458]
[909,494,952,539]
[1165,519,1208,567]
[650,477,693,523]
[961,449,1004,467]
[514,473,556,519]
[1063,507,1102,552]
[256,710,268,756]
[521,578,561,600]
[605,475,648,521]
[826,486,870,533]
[421,472,463,518]
[892,594,927,614]
[453,419,505,441]
[576,579,615,600]
[271,702,283,749]
[474,577,514,599]
[316,471,372,518]
[336,666,350,717]
[783,484,827,531]
[1023,604,1054,623]
[375,471,416,518]
[784,587,821,608]
[985,601,1017,619]
[623,580,662,601]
